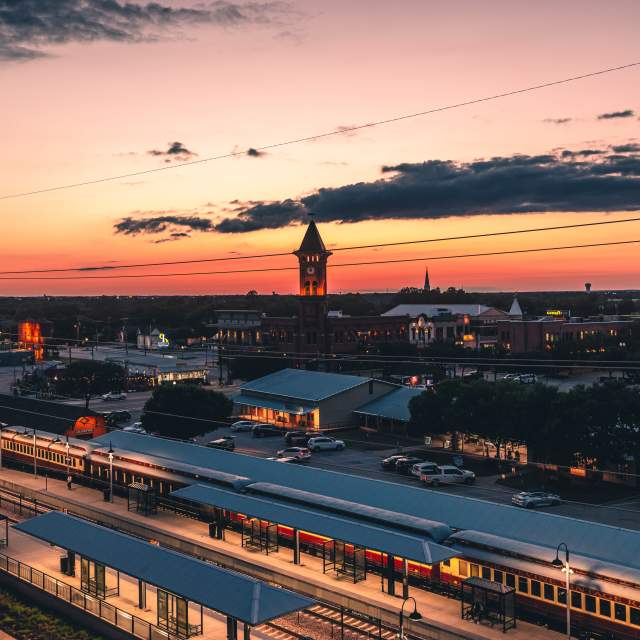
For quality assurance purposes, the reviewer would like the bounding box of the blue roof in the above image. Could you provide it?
[354,386,424,422]
[15,511,312,624]
[233,394,315,415]
[172,484,455,565]
[239,368,374,401]
[93,431,640,573]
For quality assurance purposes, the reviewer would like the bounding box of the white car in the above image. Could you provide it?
[512,491,561,508]
[276,447,311,462]
[421,465,475,486]
[410,461,439,478]
[123,422,146,434]
[102,392,127,401]
[230,420,255,432]
[307,436,345,452]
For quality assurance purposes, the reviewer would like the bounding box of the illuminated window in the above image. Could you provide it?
[470,564,479,577]
[458,560,469,577]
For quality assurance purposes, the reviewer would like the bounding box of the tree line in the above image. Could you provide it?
[409,379,640,469]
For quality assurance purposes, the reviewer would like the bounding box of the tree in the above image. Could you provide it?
[55,361,125,397]
[141,384,233,439]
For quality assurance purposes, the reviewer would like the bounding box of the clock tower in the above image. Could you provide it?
[294,220,332,352]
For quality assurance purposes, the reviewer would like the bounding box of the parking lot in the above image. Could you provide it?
[194,423,640,533]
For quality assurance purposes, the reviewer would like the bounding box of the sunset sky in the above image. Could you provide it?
[1,0,639,295]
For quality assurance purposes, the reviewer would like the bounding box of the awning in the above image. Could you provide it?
[172,484,457,566]
[15,512,313,625]
[233,394,316,415]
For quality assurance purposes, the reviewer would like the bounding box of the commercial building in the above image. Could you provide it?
[497,316,635,353]
[233,368,396,429]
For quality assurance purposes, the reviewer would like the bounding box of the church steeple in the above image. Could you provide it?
[294,220,332,297]
[423,267,431,292]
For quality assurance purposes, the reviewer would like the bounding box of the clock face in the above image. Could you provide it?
[306,266,315,275]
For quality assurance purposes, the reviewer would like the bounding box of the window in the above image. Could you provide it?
[493,570,503,584]
[557,588,567,605]
[470,564,479,577]
[543,584,555,601]
[531,580,541,597]
[599,599,611,617]
[630,607,640,626]
[442,559,450,567]
[517,577,528,594]
[571,591,582,609]
[584,595,596,614]
[481,567,491,580]
[505,573,515,588]
[614,603,627,622]
[458,560,469,577]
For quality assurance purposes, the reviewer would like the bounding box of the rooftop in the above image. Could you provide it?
[238,368,375,401]
[354,386,424,422]
[382,304,494,317]
[294,220,329,254]
[15,511,312,625]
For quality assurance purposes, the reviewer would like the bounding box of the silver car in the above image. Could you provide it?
[511,491,561,508]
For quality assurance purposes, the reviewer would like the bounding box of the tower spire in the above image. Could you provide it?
[423,267,431,292]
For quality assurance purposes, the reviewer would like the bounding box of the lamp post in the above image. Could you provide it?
[552,542,574,638]
[108,441,114,502]
[65,437,71,490]
[398,596,422,640]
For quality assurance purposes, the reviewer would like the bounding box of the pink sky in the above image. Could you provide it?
[0,0,639,295]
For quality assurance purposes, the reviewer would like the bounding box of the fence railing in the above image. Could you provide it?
[0,550,180,640]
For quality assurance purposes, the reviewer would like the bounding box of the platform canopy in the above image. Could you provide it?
[15,511,313,625]
[172,484,456,565]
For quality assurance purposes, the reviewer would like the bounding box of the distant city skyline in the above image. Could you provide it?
[1,0,639,295]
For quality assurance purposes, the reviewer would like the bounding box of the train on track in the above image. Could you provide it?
[1,426,639,639]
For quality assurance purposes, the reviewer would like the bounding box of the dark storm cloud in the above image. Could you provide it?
[114,215,213,236]
[611,143,640,153]
[597,110,635,120]
[153,232,191,244]
[148,141,197,162]
[211,146,640,233]
[0,0,289,61]
[543,118,572,125]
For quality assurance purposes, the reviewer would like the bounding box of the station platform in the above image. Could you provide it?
[0,467,565,640]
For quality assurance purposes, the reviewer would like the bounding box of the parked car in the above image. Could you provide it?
[266,456,298,463]
[284,430,314,445]
[394,457,423,474]
[410,461,439,478]
[106,410,131,424]
[252,424,283,438]
[380,454,407,470]
[206,436,235,451]
[421,465,476,486]
[230,420,255,432]
[511,491,561,508]
[277,447,311,462]
[307,436,345,452]
[101,391,127,401]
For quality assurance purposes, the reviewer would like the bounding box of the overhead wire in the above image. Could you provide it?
[2,238,640,280]
[1,61,638,201]
[3,214,640,275]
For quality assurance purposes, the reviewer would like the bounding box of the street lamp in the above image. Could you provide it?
[398,596,422,640]
[552,542,574,638]
[108,441,114,502]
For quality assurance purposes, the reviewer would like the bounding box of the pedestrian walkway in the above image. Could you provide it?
[0,467,564,640]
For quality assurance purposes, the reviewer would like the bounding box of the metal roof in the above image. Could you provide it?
[172,484,455,565]
[381,304,494,317]
[353,386,424,422]
[233,394,316,415]
[15,512,312,624]
[238,368,373,401]
[92,431,640,571]
[247,482,452,542]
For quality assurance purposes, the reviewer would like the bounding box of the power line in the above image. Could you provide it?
[4,215,640,275]
[1,61,638,201]
[3,237,640,280]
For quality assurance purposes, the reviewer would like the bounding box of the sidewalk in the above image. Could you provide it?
[0,466,564,640]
